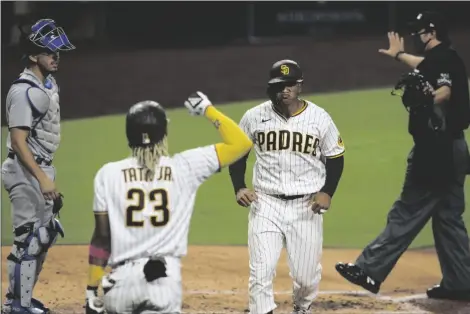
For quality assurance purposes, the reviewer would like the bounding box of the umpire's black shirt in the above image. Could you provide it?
[410,43,470,138]
[408,43,470,186]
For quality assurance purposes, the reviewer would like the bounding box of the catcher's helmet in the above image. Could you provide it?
[126,101,168,148]
[268,59,304,85]
[19,18,75,58]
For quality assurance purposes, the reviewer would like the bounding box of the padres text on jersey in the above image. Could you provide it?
[239,100,344,196]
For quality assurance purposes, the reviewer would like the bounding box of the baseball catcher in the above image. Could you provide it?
[2,18,74,314]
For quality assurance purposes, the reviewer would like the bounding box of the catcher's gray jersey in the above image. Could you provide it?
[5,68,61,161]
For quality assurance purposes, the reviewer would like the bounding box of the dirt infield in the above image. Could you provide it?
[2,246,469,313]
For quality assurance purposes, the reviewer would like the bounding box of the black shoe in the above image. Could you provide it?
[426,284,470,302]
[335,262,381,294]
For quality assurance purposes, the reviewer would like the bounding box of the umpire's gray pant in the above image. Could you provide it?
[356,137,470,290]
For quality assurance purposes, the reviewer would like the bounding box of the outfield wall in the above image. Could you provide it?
[2,30,470,124]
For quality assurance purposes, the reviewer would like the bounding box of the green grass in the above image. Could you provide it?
[2,87,470,248]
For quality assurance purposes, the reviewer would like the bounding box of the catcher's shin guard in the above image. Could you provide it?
[7,220,64,308]
[33,219,64,288]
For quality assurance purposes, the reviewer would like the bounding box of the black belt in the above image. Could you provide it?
[270,194,306,201]
[7,152,52,166]
[117,260,129,267]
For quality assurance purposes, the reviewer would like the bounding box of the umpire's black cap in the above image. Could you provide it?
[268,59,304,85]
[126,101,168,148]
[407,11,448,37]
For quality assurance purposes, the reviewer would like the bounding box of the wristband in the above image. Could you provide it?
[88,265,105,287]
[395,51,405,61]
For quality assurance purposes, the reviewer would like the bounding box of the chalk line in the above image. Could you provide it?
[181,312,427,314]
[185,289,427,300]
[183,289,431,314]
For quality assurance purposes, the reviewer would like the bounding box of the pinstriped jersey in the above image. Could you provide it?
[93,145,219,266]
[239,100,344,196]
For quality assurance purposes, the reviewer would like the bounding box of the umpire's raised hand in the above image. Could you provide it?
[379,32,405,58]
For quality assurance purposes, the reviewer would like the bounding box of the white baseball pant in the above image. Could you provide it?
[248,193,323,314]
[102,257,182,314]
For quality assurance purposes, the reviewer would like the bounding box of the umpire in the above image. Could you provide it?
[335,11,470,301]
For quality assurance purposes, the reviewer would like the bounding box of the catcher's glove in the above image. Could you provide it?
[53,193,64,215]
[391,69,435,111]
[392,70,446,132]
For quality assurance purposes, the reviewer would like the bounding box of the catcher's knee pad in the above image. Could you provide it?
[6,221,64,308]
[44,218,65,249]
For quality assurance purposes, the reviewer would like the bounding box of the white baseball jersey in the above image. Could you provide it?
[93,145,220,266]
[240,100,344,196]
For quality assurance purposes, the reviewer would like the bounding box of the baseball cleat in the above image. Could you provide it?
[335,262,381,294]
[426,284,470,301]
[2,297,49,314]
[291,305,310,313]
[3,300,45,314]
[30,299,49,314]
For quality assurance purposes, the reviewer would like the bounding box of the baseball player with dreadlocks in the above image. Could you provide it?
[84,92,253,314]
[1,19,74,314]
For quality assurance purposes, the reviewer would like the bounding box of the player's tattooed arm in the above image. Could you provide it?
[87,213,111,289]
[184,91,253,168]
[204,106,253,168]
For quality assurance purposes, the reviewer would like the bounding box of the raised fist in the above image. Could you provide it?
[184,91,212,116]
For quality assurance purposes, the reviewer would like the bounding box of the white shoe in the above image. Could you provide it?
[291,305,310,314]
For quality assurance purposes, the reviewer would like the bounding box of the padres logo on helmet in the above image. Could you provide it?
[280,64,290,75]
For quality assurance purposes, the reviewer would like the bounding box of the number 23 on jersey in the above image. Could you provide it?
[126,188,170,227]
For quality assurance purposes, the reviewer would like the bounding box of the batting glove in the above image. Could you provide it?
[184,91,212,116]
[85,287,105,314]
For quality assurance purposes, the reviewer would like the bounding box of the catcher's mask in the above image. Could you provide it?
[19,18,75,60]
[391,70,434,111]
[126,101,169,148]
[29,19,75,52]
